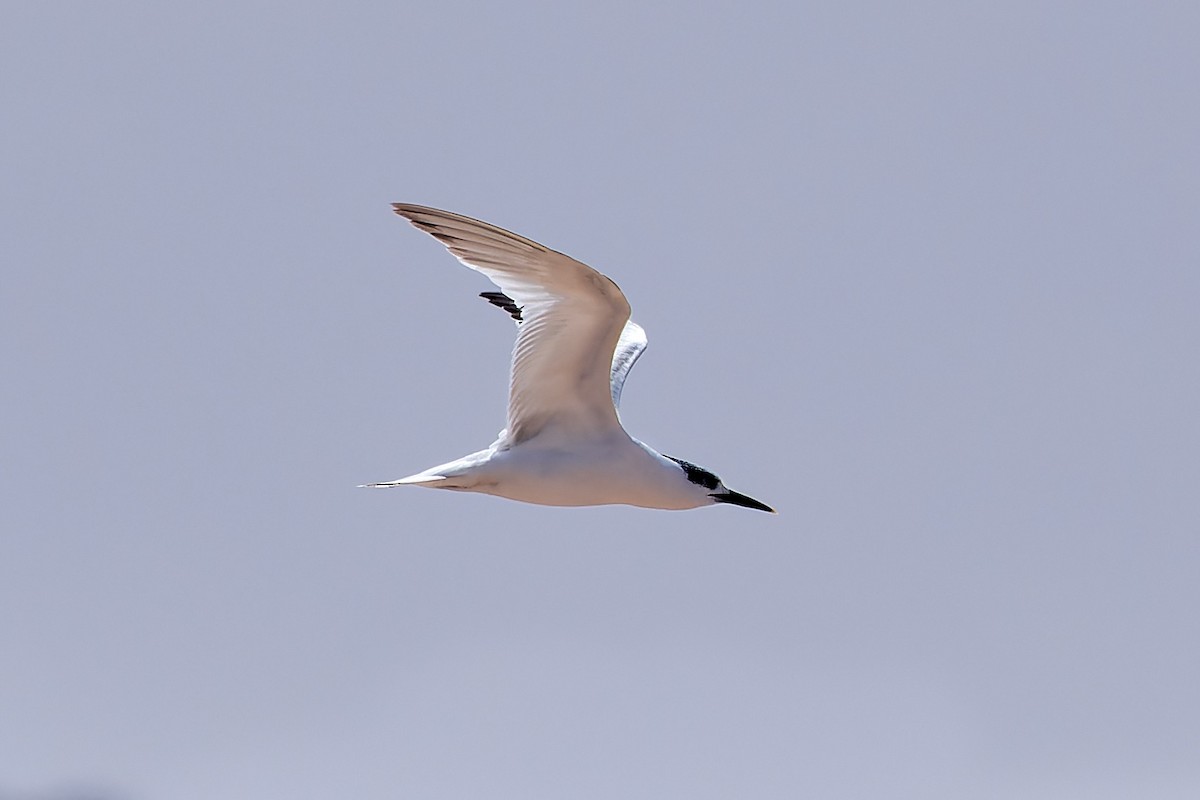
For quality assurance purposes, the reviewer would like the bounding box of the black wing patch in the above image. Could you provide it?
[663,455,720,490]
[480,291,523,322]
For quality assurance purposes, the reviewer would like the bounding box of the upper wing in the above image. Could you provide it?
[477,291,647,415]
[393,204,632,444]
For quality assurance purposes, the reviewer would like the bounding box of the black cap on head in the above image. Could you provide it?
[664,455,720,490]
[665,455,775,513]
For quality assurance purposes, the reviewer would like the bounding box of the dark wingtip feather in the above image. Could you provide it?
[480,291,523,321]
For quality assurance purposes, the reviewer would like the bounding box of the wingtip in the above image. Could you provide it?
[392,202,434,218]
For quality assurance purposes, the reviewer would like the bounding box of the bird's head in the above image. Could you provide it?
[663,455,775,513]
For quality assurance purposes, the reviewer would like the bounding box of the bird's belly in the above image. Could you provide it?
[476,446,699,510]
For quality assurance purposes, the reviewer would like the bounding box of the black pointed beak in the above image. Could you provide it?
[711,490,776,514]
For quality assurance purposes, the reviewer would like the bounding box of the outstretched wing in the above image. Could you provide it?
[477,291,648,415]
[393,204,632,444]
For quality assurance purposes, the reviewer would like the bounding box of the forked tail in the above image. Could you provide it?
[358,473,449,488]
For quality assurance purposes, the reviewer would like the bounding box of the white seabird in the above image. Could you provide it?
[364,204,774,513]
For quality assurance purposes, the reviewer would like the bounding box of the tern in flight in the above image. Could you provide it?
[364,204,775,513]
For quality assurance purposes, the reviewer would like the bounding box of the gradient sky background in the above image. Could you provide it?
[3,2,1199,798]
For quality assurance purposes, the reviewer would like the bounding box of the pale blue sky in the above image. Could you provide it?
[3,2,1198,798]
